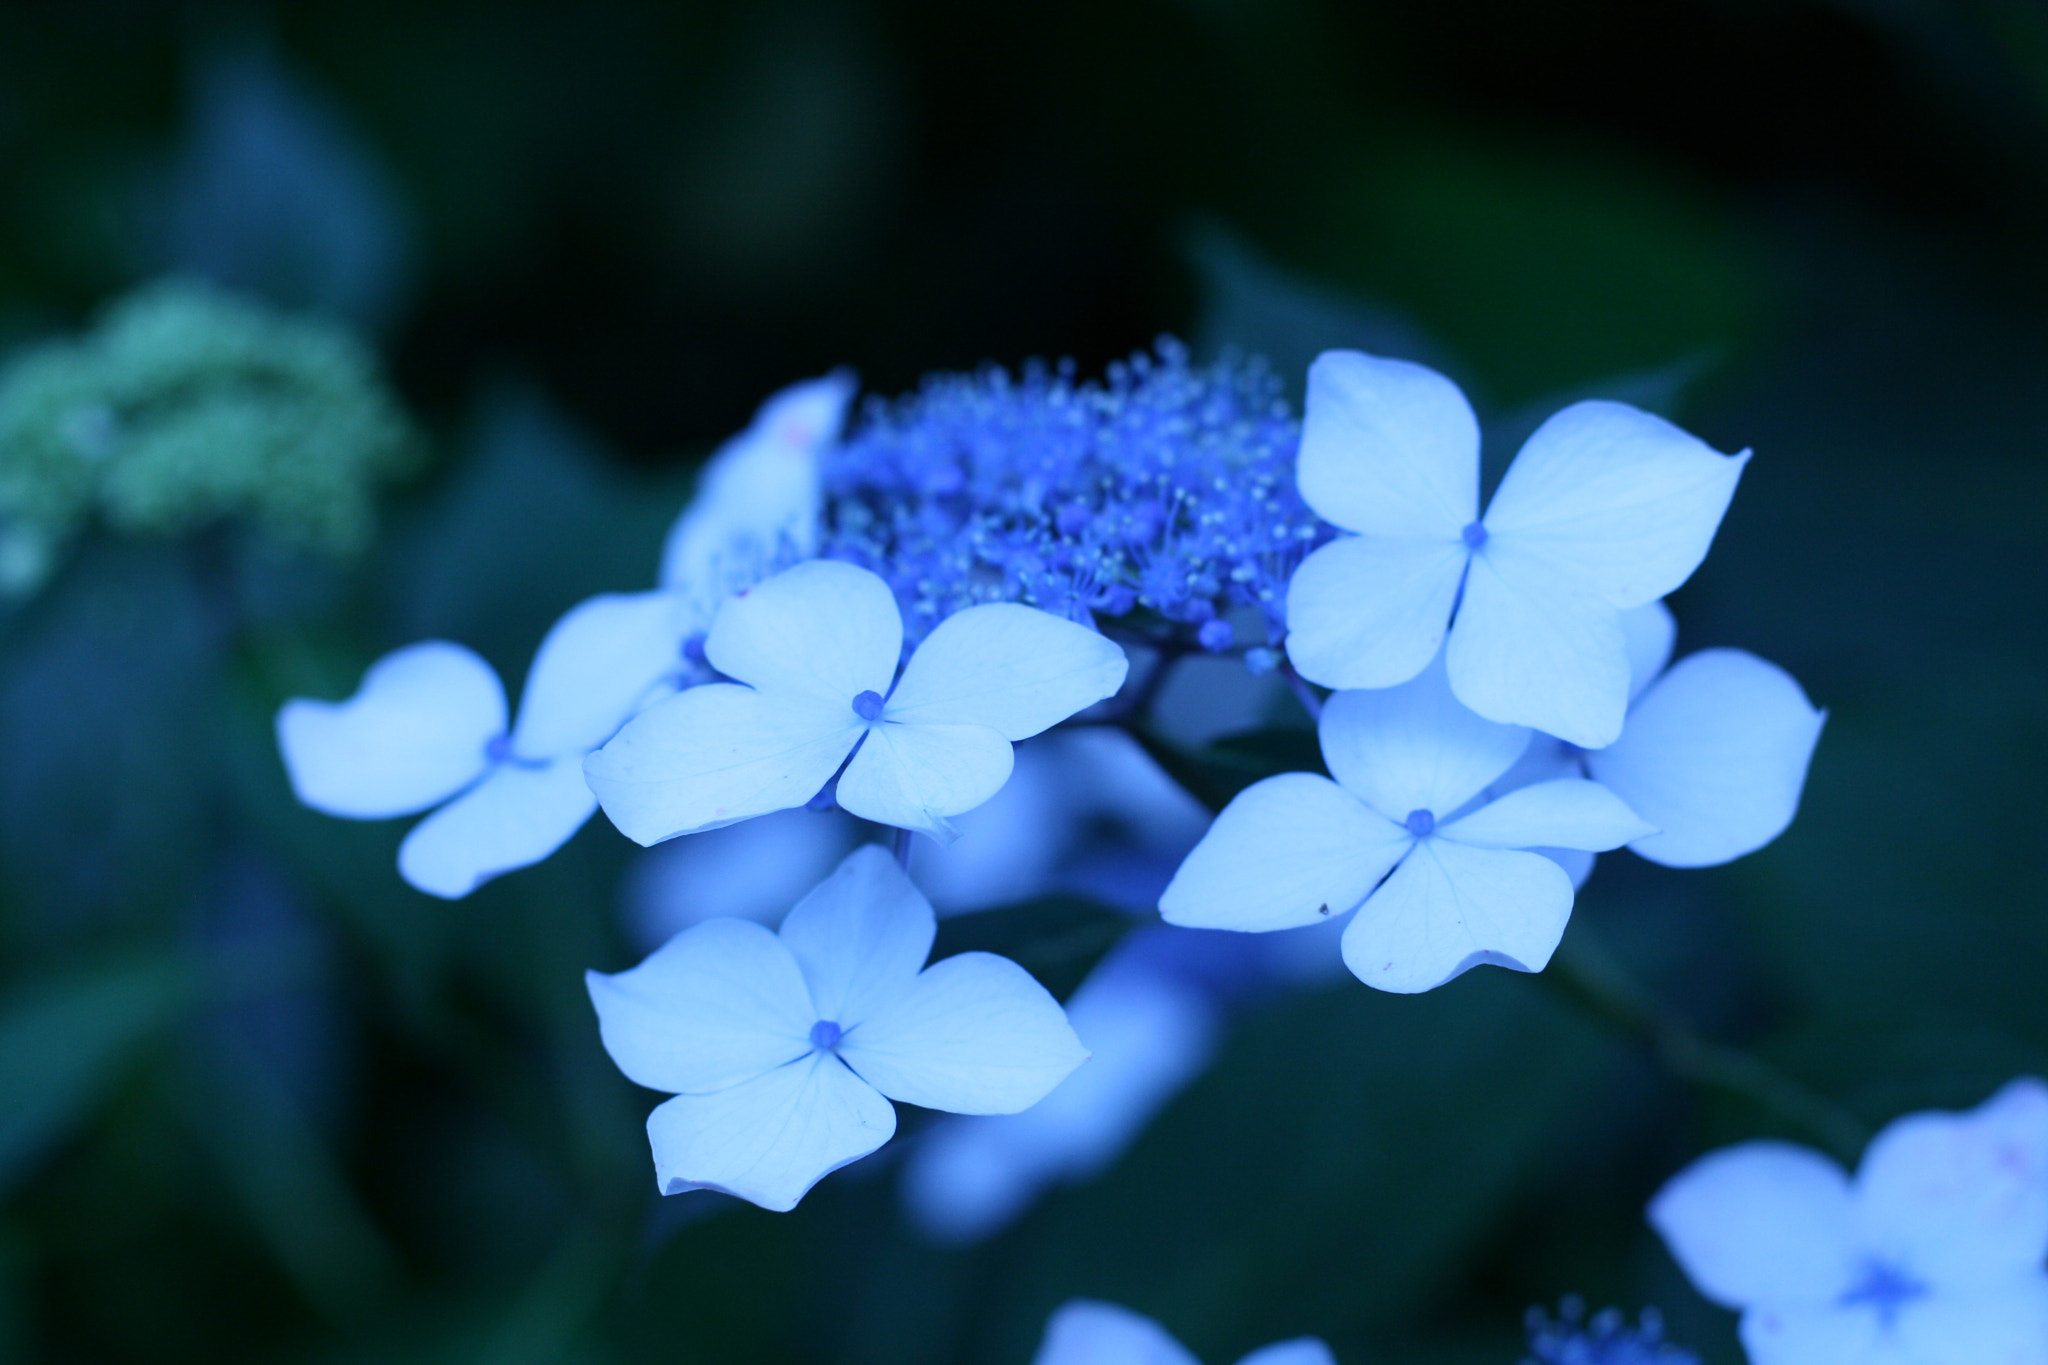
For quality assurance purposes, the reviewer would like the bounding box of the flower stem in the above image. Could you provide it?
[1279,659,1323,723]
[893,826,912,870]
[1547,924,1870,1164]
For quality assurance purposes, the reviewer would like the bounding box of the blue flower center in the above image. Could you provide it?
[1405,808,1436,837]
[852,690,885,722]
[809,1019,844,1051]
[1461,520,1489,551]
[1839,1260,1928,1327]
[484,734,512,764]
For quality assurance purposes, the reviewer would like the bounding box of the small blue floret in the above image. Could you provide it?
[1405,809,1436,837]
[1524,1298,1697,1365]
[1198,619,1234,652]
[852,690,885,722]
[810,1020,843,1051]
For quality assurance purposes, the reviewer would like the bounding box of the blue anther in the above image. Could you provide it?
[809,1020,843,1051]
[1461,521,1489,550]
[1405,808,1436,837]
[852,690,885,722]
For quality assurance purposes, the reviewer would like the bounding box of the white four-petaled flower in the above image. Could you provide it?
[1284,349,1749,748]
[1650,1077,2048,1365]
[585,558,1129,844]
[1033,1300,1335,1365]
[1159,660,1653,992]
[587,844,1089,1211]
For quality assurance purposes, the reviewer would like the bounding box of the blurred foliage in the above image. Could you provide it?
[0,2,2046,1364]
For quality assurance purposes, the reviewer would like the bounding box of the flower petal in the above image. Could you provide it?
[1447,540,1631,748]
[511,590,693,759]
[1735,1302,1886,1365]
[1855,1077,2048,1287]
[396,757,597,898]
[644,1052,895,1211]
[276,641,502,818]
[584,683,860,845]
[1283,533,1467,691]
[703,559,901,704]
[1622,598,1677,700]
[1031,1300,1201,1365]
[1159,773,1410,932]
[1587,647,1825,868]
[834,721,1014,841]
[777,844,936,1027]
[1647,1140,1859,1309]
[1236,1341,1338,1365]
[1483,399,1748,608]
[1886,1278,2048,1365]
[1441,778,1654,852]
[883,603,1128,739]
[1319,660,1531,819]
[1295,349,1478,537]
[586,917,815,1094]
[659,372,851,594]
[1339,841,1572,993]
[841,951,1088,1114]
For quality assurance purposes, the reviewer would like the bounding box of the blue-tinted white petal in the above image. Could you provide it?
[1648,1140,1859,1309]
[1236,1341,1338,1365]
[622,807,860,949]
[1318,662,1531,819]
[835,721,1015,842]
[841,951,1087,1114]
[1032,1300,1201,1365]
[1587,648,1825,867]
[644,1052,894,1211]
[1885,1279,2048,1365]
[1483,399,1748,608]
[585,683,860,844]
[703,559,901,704]
[778,844,936,1027]
[586,917,814,1094]
[1339,841,1572,993]
[1159,773,1409,932]
[1295,350,1477,537]
[1621,598,1676,700]
[277,641,501,818]
[1283,534,1466,691]
[1440,778,1653,852]
[396,757,596,898]
[511,590,693,759]
[884,603,1128,739]
[1447,541,1631,747]
[1855,1077,2048,1288]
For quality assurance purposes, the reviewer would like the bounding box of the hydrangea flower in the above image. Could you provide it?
[277,592,691,897]
[276,375,852,897]
[1522,1299,1698,1365]
[1649,1077,2048,1364]
[1283,350,1749,748]
[1495,600,1826,873]
[821,338,1326,646]
[585,558,1128,844]
[1160,659,1653,992]
[587,844,1088,1211]
[1032,1300,1334,1365]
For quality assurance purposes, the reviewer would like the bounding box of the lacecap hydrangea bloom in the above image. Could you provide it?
[276,374,852,896]
[1284,350,1748,748]
[1033,1300,1334,1365]
[1522,1300,1698,1365]
[0,278,417,595]
[821,338,1327,649]
[585,558,1128,844]
[587,844,1087,1211]
[1161,657,1652,992]
[1650,1077,2048,1364]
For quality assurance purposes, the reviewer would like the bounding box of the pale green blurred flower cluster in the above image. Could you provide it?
[0,279,417,596]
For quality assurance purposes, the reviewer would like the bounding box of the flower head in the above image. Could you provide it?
[821,338,1327,646]
[1160,658,1653,992]
[585,559,1129,844]
[1032,1300,1335,1365]
[1283,350,1748,748]
[1649,1077,2048,1364]
[587,844,1088,1211]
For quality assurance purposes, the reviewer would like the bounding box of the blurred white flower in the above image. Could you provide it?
[1651,1077,2048,1365]
[621,807,861,948]
[1033,1300,1334,1365]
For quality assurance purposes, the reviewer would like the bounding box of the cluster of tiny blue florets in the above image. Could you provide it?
[1522,1300,1697,1365]
[820,338,1329,648]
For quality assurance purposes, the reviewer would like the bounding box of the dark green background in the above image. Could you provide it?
[3,2,2046,1361]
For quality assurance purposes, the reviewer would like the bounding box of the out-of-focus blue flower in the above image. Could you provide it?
[587,845,1087,1212]
[1650,1077,2048,1364]
[1522,1299,1697,1365]
[821,338,1327,646]
[586,560,1127,844]
[1284,349,1748,749]
[1161,656,1651,993]
[1032,1300,1334,1365]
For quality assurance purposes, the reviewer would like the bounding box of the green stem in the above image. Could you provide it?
[1548,926,1870,1164]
